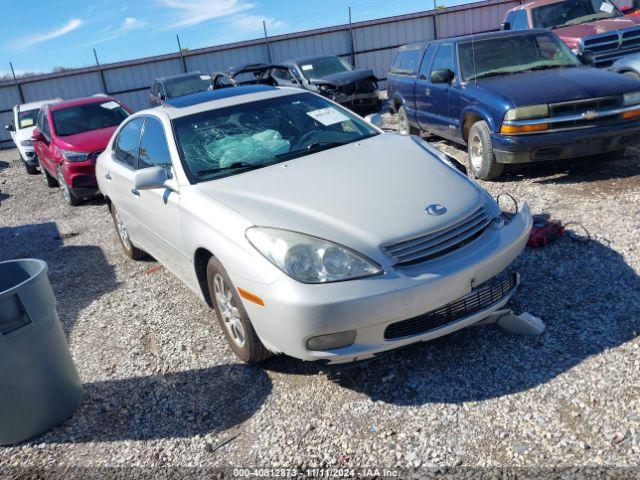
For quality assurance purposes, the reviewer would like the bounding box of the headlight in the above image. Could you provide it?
[624,91,640,106]
[246,227,382,283]
[61,150,90,162]
[20,139,33,147]
[504,104,549,121]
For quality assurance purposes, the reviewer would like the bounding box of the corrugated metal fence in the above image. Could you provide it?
[0,0,519,148]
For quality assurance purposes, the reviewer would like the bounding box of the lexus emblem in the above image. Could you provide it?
[425,203,447,216]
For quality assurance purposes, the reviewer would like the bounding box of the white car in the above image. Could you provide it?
[96,85,532,364]
[5,99,61,174]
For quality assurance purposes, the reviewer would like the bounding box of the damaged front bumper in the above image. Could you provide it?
[236,203,533,363]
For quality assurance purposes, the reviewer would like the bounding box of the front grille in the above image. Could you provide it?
[582,27,640,67]
[384,273,518,340]
[548,95,623,129]
[339,79,378,96]
[383,205,492,266]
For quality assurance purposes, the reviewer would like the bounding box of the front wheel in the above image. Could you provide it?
[467,121,504,180]
[57,165,81,206]
[207,257,271,364]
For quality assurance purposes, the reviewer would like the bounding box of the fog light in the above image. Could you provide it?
[306,330,356,351]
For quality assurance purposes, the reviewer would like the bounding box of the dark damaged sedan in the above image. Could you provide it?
[212,56,381,113]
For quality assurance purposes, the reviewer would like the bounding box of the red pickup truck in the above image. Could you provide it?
[502,0,640,67]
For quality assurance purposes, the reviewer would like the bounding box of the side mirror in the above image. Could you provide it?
[501,21,511,31]
[5,124,14,132]
[133,166,168,191]
[430,68,454,84]
[364,113,383,128]
[32,129,44,142]
[578,50,595,66]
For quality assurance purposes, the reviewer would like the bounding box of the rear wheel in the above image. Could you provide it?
[397,105,420,136]
[110,204,145,260]
[622,70,640,81]
[467,121,504,180]
[40,159,58,187]
[57,165,81,206]
[207,257,271,364]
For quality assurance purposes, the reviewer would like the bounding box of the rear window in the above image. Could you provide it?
[52,101,129,137]
[165,74,213,99]
[390,48,422,75]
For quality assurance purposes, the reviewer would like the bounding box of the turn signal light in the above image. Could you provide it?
[237,288,265,306]
[500,123,549,134]
[622,108,640,120]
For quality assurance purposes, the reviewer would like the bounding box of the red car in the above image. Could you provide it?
[32,96,130,205]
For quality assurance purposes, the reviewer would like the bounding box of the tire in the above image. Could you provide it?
[40,159,58,187]
[622,71,640,81]
[24,163,38,175]
[57,165,81,206]
[207,257,271,364]
[600,148,626,162]
[397,105,420,136]
[467,121,504,180]
[109,203,146,260]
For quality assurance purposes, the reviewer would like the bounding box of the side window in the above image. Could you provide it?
[391,48,422,74]
[114,118,144,168]
[430,44,454,75]
[504,11,515,26]
[418,45,438,79]
[138,118,172,169]
[512,10,529,30]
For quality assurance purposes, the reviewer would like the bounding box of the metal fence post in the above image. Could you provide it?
[348,7,356,68]
[9,62,25,103]
[263,21,273,63]
[93,49,109,95]
[177,35,188,73]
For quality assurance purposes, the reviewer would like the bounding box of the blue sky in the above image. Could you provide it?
[1,0,468,75]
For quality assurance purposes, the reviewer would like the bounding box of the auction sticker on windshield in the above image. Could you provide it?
[600,2,613,13]
[101,101,121,110]
[307,107,350,126]
[301,64,313,71]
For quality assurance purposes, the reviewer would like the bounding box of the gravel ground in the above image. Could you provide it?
[1,117,640,477]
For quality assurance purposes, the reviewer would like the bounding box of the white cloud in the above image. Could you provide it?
[85,17,146,45]
[230,14,284,32]
[12,18,83,48]
[159,0,254,29]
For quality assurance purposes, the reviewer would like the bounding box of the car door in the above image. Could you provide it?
[418,43,459,139]
[106,117,145,240]
[35,109,56,175]
[414,44,437,130]
[130,116,186,276]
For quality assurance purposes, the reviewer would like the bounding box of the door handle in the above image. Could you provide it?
[104,172,112,180]
[131,188,140,197]
[425,88,431,96]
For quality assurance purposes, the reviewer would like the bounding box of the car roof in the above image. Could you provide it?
[286,55,338,65]
[156,85,306,119]
[16,99,61,112]
[511,0,565,10]
[48,96,118,111]
[400,29,553,50]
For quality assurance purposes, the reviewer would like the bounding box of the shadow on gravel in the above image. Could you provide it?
[0,160,9,170]
[36,364,271,443]
[265,236,639,406]
[0,222,117,337]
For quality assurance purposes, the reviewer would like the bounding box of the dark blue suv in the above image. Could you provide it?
[387,30,640,179]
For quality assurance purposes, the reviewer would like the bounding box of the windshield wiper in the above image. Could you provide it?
[306,140,350,150]
[467,71,514,81]
[195,161,268,177]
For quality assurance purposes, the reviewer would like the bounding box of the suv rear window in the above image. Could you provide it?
[391,48,422,75]
[52,101,129,137]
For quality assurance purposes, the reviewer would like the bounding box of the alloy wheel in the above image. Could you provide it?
[114,208,132,250]
[213,273,246,348]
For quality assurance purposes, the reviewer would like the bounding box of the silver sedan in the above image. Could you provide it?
[96,85,532,364]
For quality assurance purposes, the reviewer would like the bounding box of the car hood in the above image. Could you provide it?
[475,66,640,106]
[195,134,487,258]
[555,17,640,49]
[55,126,119,152]
[311,69,377,86]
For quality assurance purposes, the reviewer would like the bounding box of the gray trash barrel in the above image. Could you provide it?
[0,258,83,445]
